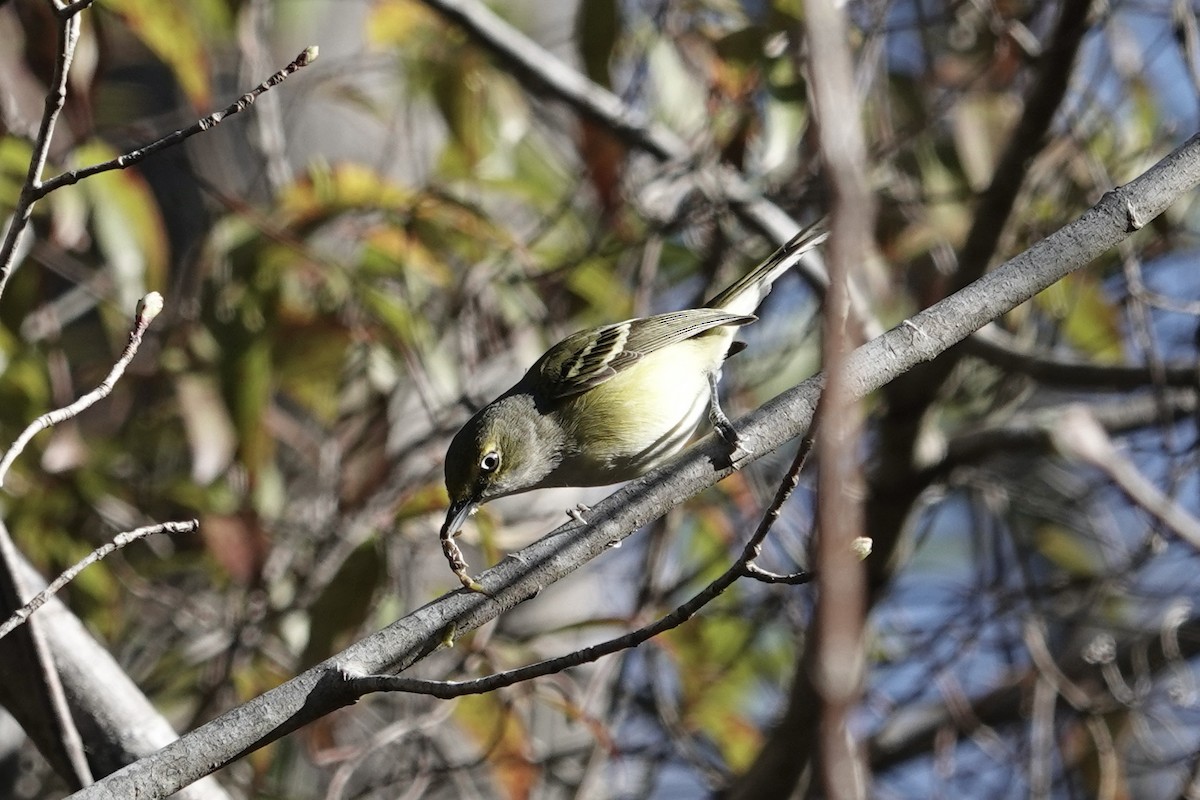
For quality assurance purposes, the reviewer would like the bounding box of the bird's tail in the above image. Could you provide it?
[704,220,829,317]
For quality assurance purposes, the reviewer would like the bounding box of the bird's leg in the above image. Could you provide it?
[708,372,750,466]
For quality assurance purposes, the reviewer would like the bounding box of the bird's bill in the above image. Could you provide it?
[441,498,478,539]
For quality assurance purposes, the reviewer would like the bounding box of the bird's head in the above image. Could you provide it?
[441,394,561,538]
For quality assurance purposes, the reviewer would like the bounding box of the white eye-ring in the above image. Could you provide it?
[480,451,500,473]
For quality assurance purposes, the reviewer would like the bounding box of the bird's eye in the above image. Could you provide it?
[480,451,500,473]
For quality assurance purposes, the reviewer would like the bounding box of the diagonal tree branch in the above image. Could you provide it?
[32,47,318,198]
[0,520,200,641]
[0,293,163,486]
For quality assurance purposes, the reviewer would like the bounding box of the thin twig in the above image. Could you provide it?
[0,2,317,303]
[0,519,200,641]
[0,8,82,297]
[35,46,319,197]
[0,292,164,487]
[741,564,814,584]
[344,431,820,700]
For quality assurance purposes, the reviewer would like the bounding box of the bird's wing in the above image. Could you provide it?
[531,308,753,399]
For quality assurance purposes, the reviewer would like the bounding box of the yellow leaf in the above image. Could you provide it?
[365,0,444,48]
[1033,522,1106,578]
[277,162,415,224]
[1034,272,1125,363]
[99,0,225,108]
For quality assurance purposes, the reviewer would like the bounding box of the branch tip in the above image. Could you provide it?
[137,291,164,326]
[851,537,873,560]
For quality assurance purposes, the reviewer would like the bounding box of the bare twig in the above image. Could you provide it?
[0,293,164,487]
[741,564,814,584]
[35,46,319,197]
[0,39,318,300]
[0,7,83,297]
[0,520,200,641]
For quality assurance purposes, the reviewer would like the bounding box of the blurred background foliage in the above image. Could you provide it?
[0,0,1198,798]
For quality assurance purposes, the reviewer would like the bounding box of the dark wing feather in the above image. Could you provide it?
[531,308,753,399]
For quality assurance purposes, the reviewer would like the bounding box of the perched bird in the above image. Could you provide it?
[441,222,828,590]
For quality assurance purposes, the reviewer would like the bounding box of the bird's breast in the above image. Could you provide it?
[546,338,726,487]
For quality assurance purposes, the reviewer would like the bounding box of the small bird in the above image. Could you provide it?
[441,222,828,590]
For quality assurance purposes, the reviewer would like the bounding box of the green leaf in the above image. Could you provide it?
[0,137,34,208]
[576,0,619,87]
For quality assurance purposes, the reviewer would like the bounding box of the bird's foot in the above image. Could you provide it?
[567,504,591,524]
[712,412,751,469]
[708,373,750,468]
